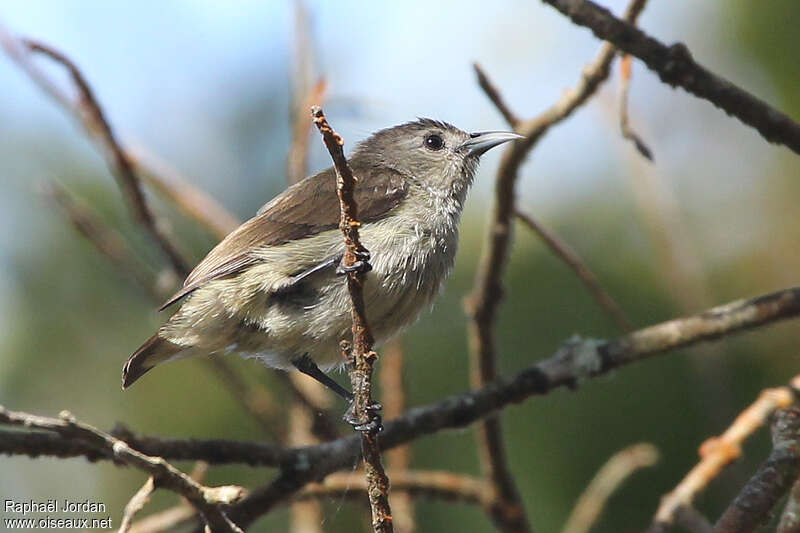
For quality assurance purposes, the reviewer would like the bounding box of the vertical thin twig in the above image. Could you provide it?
[312,105,393,533]
[515,209,632,333]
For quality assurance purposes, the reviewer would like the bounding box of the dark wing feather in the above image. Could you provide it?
[159,165,408,310]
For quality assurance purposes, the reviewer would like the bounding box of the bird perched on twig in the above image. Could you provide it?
[122,119,521,405]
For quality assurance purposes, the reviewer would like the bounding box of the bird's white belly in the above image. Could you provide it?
[246,217,459,370]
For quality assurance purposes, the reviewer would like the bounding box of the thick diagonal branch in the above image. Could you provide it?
[540,0,800,155]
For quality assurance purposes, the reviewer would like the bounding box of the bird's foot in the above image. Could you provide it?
[343,400,383,433]
[336,250,372,275]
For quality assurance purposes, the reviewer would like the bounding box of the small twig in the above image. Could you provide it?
[714,406,800,533]
[5,35,190,276]
[0,407,245,533]
[652,376,800,528]
[540,0,800,155]
[515,208,632,333]
[312,105,393,533]
[619,54,653,161]
[119,477,157,533]
[473,63,520,129]
[562,443,658,533]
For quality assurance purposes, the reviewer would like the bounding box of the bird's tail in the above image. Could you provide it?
[122,334,183,389]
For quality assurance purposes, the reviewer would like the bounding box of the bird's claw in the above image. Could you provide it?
[343,400,383,433]
[336,252,372,275]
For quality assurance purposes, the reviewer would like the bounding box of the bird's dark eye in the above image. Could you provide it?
[424,134,444,151]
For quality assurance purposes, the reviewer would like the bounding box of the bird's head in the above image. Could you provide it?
[352,118,522,197]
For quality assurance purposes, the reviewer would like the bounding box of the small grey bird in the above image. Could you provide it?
[122,119,521,400]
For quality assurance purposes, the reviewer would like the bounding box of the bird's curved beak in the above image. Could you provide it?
[459,131,524,156]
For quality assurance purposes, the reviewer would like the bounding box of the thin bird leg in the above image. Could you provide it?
[291,354,354,402]
[290,354,383,431]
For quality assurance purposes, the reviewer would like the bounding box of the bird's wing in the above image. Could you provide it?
[159,165,408,310]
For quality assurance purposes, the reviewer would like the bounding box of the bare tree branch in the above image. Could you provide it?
[5,285,800,472]
[312,105,394,533]
[7,284,799,530]
[562,443,658,533]
[651,376,800,529]
[515,208,632,333]
[714,407,800,533]
[539,0,800,155]
[0,407,245,533]
[467,2,649,531]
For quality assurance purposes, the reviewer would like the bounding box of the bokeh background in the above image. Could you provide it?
[2,1,800,531]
